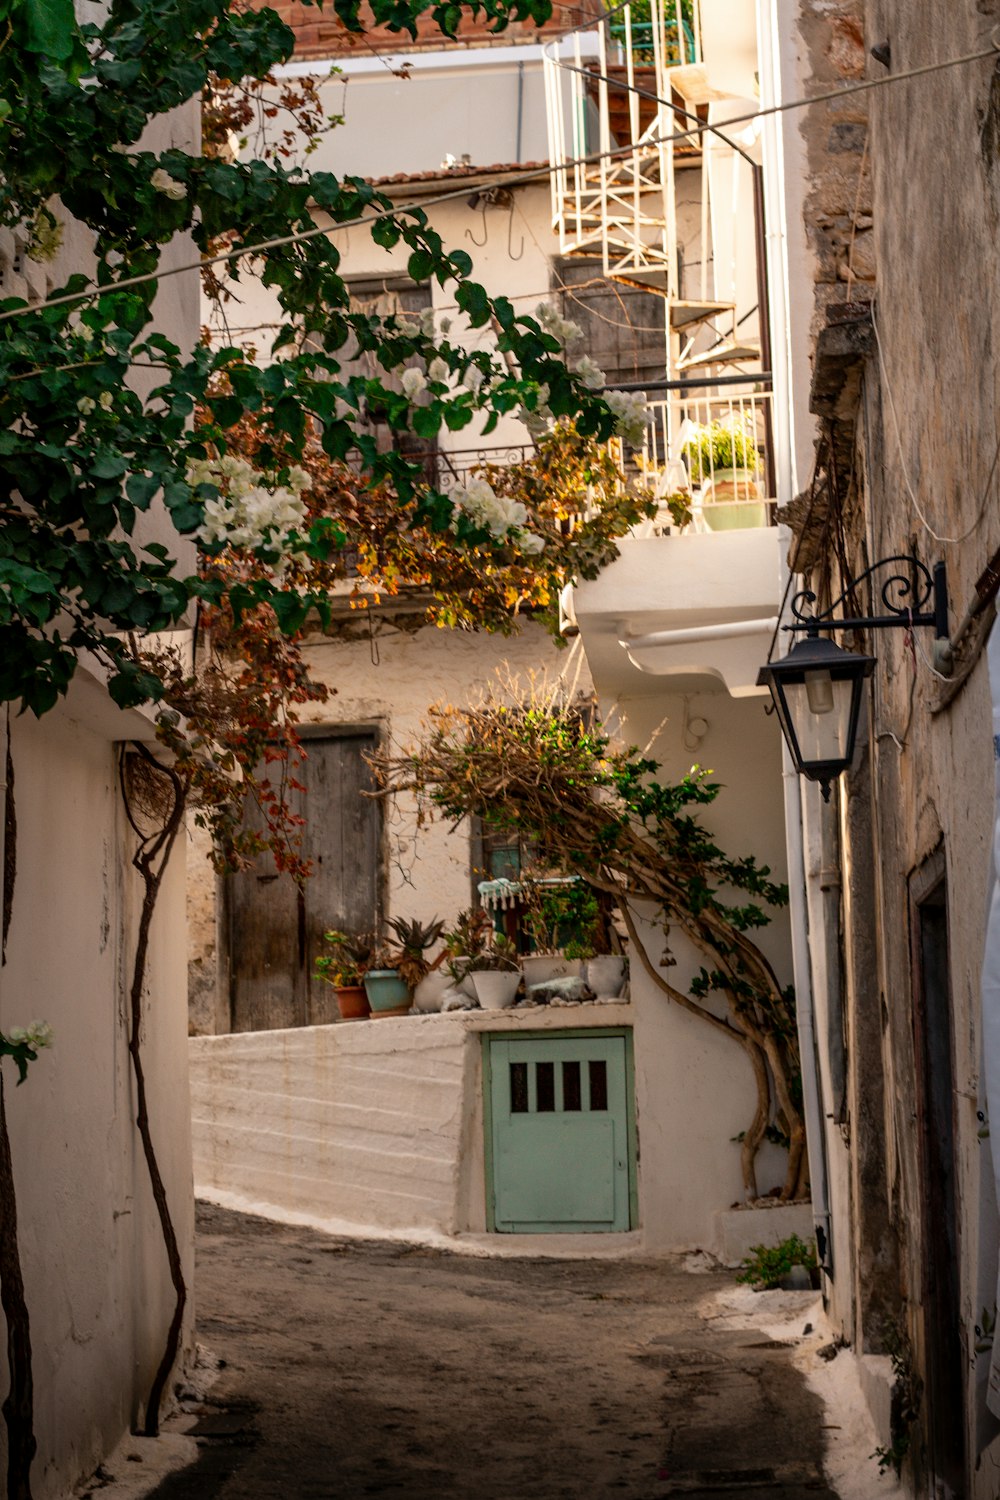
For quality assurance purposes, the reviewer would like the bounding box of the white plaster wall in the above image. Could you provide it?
[297,49,553,181]
[0,700,193,1497]
[612,686,794,1247]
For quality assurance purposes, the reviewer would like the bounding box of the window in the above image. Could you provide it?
[339,274,437,481]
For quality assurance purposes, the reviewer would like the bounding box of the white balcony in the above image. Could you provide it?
[571,524,783,701]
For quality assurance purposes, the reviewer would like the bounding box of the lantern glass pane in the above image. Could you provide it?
[781,673,855,768]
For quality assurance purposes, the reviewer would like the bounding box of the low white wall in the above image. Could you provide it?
[190,999,779,1257]
[191,1016,471,1235]
[191,1006,636,1239]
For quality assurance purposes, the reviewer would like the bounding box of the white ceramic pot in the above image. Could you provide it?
[413,970,452,1013]
[585,955,627,998]
[520,955,581,988]
[471,970,521,1010]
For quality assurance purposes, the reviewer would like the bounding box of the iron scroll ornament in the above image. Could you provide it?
[785,556,948,638]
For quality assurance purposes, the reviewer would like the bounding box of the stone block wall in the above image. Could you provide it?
[794,2,874,344]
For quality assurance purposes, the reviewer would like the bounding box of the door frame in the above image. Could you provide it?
[481,1027,639,1233]
[908,844,966,1495]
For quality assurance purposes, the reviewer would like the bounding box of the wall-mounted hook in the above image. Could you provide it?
[507,202,524,261]
[465,200,489,248]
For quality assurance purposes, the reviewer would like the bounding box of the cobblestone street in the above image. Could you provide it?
[144,1204,845,1500]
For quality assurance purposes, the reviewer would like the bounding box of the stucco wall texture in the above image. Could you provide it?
[0,700,194,1497]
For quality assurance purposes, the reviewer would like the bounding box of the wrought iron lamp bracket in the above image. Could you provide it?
[784,556,948,640]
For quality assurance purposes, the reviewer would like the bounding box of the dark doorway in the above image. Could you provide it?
[224,727,381,1032]
[910,849,965,1496]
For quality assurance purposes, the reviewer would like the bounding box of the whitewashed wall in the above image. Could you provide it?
[0,678,193,1496]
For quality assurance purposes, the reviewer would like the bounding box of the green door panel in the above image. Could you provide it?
[486,1031,635,1233]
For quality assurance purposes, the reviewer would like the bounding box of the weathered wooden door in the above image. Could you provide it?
[485,1031,635,1232]
[225,728,381,1032]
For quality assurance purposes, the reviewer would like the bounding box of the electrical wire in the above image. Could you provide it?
[871,299,1000,546]
[1,30,997,327]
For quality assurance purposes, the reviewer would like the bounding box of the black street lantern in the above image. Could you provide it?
[756,634,874,800]
[759,557,950,800]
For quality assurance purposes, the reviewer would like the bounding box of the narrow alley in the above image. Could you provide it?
[145,1204,844,1500]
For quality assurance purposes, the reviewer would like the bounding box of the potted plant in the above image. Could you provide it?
[387,915,448,1013]
[363,947,412,1017]
[314,931,373,1021]
[465,932,522,1010]
[682,416,766,531]
[443,907,494,999]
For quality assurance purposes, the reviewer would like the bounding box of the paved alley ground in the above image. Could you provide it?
[148,1202,844,1500]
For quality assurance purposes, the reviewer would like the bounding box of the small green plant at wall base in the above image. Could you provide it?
[871,1318,920,1478]
[736,1234,817,1289]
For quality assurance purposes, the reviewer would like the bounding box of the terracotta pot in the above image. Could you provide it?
[364,969,412,1016]
[336,984,371,1021]
[471,970,521,1010]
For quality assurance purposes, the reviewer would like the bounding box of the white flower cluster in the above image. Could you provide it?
[604,389,649,446]
[535,302,583,349]
[189,455,311,562]
[77,391,114,417]
[450,477,545,554]
[400,367,428,401]
[6,1021,54,1050]
[151,167,187,201]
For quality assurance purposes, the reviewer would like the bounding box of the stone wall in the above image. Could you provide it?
[793,1,873,345]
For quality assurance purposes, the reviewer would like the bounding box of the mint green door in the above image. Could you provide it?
[485,1032,635,1233]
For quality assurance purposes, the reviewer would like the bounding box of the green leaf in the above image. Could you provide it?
[22,0,77,57]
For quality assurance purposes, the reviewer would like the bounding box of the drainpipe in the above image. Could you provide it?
[782,744,833,1275]
[514,61,525,165]
[623,615,778,650]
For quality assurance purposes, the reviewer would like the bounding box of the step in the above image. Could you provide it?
[676,339,762,370]
[670,299,736,331]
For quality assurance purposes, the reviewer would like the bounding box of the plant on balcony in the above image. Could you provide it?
[373,680,805,1201]
[682,417,759,485]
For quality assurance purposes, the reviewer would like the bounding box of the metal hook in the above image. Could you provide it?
[507,202,524,261]
[465,203,489,248]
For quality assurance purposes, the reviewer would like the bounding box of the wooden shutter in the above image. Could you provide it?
[224,728,382,1032]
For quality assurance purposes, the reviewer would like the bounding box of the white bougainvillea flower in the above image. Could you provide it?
[428,357,449,385]
[401,367,428,400]
[518,530,546,555]
[7,1021,54,1050]
[574,354,606,391]
[535,301,583,349]
[76,396,95,416]
[99,391,114,411]
[605,389,649,447]
[151,168,187,201]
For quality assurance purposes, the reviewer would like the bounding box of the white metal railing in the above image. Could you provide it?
[635,384,774,533]
[543,0,702,292]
